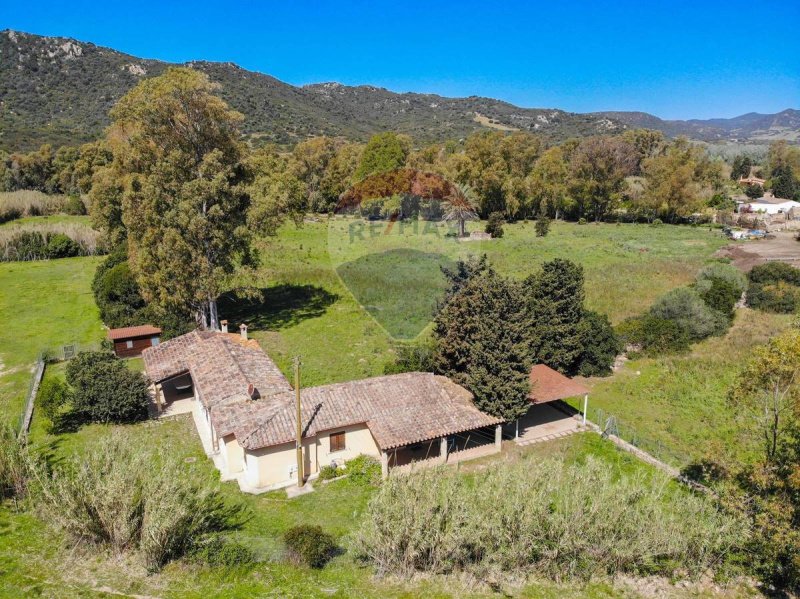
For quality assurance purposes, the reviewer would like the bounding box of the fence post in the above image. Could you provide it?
[18,353,46,440]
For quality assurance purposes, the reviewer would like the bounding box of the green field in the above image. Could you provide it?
[0,256,104,424]
[0,219,770,597]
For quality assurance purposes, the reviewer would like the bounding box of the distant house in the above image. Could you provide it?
[738,176,766,187]
[741,194,800,215]
[143,330,502,492]
[108,325,162,358]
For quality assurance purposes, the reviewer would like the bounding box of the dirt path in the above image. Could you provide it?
[716,231,800,271]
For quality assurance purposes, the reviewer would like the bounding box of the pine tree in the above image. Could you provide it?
[433,268,530,420]
[524,258,586,373]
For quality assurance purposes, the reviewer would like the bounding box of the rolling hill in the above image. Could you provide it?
[1,29,797,152]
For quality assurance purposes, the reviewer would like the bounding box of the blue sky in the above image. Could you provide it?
[4,0,798,119]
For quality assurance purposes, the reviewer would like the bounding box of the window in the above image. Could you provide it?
[151,337,160,346]
[329,431,346,452]
[125,340,134,349]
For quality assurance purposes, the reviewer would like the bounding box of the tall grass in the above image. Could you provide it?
[0,222,103,261]
[0,190,71,224]
[352,455,744,581]
[37,434,244,570]
[0,425,33,501]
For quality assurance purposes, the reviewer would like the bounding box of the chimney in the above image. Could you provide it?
[240,323,248,340]
[247,382,258,400]
[220,320,228,334]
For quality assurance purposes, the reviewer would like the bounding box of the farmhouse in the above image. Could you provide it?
[741,195,800,215]
[143,329,503,492]
[107,324,162,358]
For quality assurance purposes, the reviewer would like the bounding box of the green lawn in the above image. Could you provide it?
[0,256,104,425]
[0,214,91,228]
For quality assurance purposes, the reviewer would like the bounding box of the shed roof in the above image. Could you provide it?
[107,325,162,341]
[529,364,589,403]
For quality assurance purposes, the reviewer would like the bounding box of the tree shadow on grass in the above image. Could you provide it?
[218,284,339,331]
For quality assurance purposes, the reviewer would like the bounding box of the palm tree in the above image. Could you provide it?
[442,183,479,237]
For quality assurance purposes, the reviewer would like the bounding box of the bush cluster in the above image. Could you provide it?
[534,215,551,237]
[64,351,150,425]
[0,223,104,262]
[747,262,800,314]
[343,455,382,486]
[284,524,336,568]
[352,456,742,580]
[485,211,505,238]
[190,535,256,568]
[39,435,243,571]
[619,263,744,356]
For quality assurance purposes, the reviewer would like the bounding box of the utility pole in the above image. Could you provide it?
[294,356,304,487]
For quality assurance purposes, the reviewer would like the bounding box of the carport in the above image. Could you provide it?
[509,364,590,444]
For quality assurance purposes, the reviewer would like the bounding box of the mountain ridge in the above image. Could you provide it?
[1,29,797,151]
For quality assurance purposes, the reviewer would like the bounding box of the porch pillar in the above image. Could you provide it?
[494,424,502,450]
[440,436,448,464]
[381,450,389,480]
[153,383,163,416]
[582,394,588,427]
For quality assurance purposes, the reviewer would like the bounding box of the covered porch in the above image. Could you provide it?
[509,364,590,445]
[381,424,503,476]
[151,372,195,418]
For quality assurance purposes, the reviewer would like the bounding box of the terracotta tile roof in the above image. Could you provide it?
[146,331,501,452]
[529,364,589,403]
[142,331,292,410]
[216,372,502,451]
[107,324,162,341]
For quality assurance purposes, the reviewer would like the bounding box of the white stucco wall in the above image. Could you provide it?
[243,423,380,489]
[223,434,245,474]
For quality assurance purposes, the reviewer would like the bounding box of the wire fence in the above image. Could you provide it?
[41,340,105,363]
[583,404,692,469]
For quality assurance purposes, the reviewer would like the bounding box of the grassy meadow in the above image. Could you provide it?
[0,217,775,597]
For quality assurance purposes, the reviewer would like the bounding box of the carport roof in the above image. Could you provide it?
[529,364,589,403]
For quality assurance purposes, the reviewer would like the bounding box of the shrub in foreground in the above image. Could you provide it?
[352,456,743,580]
[39,435,243,571]
[284,524,336,568]
[344,454,382,486]
[0,425,33,500]
[190,535,256,568]
[616,315,691,356]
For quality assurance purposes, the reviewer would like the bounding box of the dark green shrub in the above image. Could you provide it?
[4,231,46,260]
[576,311,621,376]
[45,233,82,258]
[318,464,344,481]
[64,195,87,215]
[744,184,763,199]
[699,277,740,317]
[747,262,800,313]
[651,218,663,226]
[577,217,587,225]
[66,352,149,424]
[191,535,256,568]
[617,315,691,356]
[485,212,505,238]
[749,262,800,286]
[344,455,382,486]
[283,524,336,568]
[535,216,551,237]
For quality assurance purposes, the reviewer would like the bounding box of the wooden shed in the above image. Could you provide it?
[108,325,162,358]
